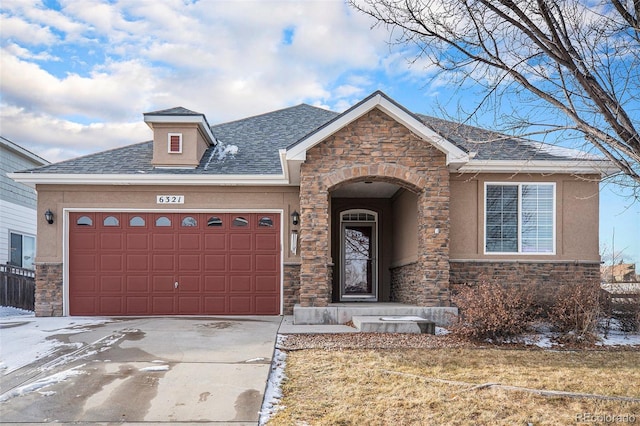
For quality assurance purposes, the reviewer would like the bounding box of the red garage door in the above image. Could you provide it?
[68,212,280,316]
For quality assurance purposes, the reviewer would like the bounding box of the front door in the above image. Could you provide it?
[340,210,377,301]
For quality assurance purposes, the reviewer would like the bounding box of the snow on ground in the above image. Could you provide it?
[259,335,287,426]
[0,365,86,402]
[0,306,111,375]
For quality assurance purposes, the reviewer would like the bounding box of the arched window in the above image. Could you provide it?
[76,216,93,226]
[207,216,223,227]
[232,216,249,227]
[155,216,171,227]
[103,216,119,226]
[181,216,198,227]
[258,217,274,227]
[129,216,145,227]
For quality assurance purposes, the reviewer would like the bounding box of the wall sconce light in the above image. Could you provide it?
[291,210,300,226]
[44,209,54,224]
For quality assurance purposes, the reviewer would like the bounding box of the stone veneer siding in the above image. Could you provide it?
[283,263,301,315]
[390,262,420,303]
[35,263,63,317]
[299,108,451,307]
[449,260,601,306]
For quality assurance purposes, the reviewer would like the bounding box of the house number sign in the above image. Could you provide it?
[156,195,184,204]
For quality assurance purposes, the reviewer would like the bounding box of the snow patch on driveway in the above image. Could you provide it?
[0,306,111,375]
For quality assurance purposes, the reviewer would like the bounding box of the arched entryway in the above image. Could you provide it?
[330,180,420,303]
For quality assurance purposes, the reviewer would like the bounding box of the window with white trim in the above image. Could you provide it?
[168,133,182,153]
[485,183,555,254]
[9,232,36,270]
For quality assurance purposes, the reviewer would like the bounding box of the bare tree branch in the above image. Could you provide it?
[349,0,640,193]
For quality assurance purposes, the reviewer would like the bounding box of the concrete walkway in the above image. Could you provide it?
[0,316,281,424]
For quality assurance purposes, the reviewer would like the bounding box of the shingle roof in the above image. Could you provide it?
[19,99,602,176]
[419,115,602,161]
[24,104,338,175]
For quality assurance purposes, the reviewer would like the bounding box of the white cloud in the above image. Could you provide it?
[0,13,58,44]
[0,0,399,161]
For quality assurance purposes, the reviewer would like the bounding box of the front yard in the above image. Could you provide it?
[267,335,640,425]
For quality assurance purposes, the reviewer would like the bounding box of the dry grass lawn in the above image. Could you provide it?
[268,348,640,425]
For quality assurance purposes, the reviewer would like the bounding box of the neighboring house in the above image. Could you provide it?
[10,91,615,318]
[1,136,49,270]
[601,263,637,283]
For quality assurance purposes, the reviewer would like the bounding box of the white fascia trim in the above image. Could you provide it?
[144,114,217,146]
[278,149,290,182]
[8,173,292,186]
[285,93,469,166]
[456,160,618,175]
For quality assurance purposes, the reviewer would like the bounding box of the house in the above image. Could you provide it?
[601,263,638,283]
[1,136,49,270]
[10,91,614,320]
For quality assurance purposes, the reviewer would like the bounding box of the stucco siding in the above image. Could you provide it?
[390,189,418,267]
[450,173,600,261]
[35,184,300,264]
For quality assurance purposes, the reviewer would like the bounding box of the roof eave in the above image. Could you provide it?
[143,114,217,147]
[454,159,618,175]
[285,91,469,166]
[8,172,292,187]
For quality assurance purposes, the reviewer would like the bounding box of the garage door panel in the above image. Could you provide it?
[204,233,227,250]
[179,234,202,250]
[100,254,123,272]
[100,297,123,314]
[70,275,97,293]
[152,234,175,250]
[177,276,200,292]
[70,297,97,315]
[100,233,123,250]
[100,276,123,292]
[126,254,149,271]
[255,234,278,251]
[71,234,97,250]
[205,276,226,292]
[230,233,252,250]
[152,297,175,314]
[204,255,226,271]
[126,276,149,292]
[152,254,174,270]
[178,297,201,313]
[126,234,149,250]
[230,254,251,271]
[179,254,201,271]
[255,254,278,272]
[126,297,150,314]
[255,296,279,314]
[152,276,175,292]
[230,275,251,292]
[69,212,280,316]
[256,276,278,292]
[204,296,226,313]
[229,296,252,314]
[71,254,97,272]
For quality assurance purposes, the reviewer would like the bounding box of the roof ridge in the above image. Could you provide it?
[211,103,337,128]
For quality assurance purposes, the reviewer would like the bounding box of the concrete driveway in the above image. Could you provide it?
[0,316,281,424]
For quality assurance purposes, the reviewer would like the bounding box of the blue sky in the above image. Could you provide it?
[1,0,638,266]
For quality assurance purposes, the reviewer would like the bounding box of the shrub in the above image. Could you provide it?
[547,281,601,343]
[451,281,538,343]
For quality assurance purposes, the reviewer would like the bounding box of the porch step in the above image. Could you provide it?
[293,304,457,327]
[351,315,436,334]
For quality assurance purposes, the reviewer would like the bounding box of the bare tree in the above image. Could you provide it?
[350,0,640,194]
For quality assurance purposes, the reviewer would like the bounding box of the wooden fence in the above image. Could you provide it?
[0,264,35,311]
